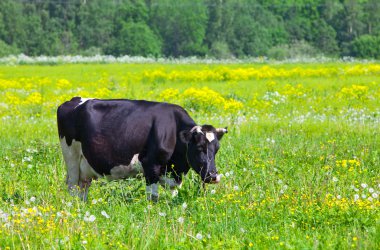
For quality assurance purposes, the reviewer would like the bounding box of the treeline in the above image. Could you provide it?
[1,0,380,59]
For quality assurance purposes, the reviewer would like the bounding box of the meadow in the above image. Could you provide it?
[0,62,379,249]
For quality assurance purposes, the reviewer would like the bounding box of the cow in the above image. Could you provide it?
[57,97,227,201]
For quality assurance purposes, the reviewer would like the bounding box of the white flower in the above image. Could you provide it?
[337,195,342,200]
[283,185,288,190]
[91,199,97,205]
[171,189,178,197]
[196,233,203,240]
[225,172,230,178]
[368,197,373,202]
[101,211,110,219]
[85,211,91,217]
[280,189,284,194]
[159,212,166,217]
[82,240,87,245]
[234,185,239,191]
[368,188,374,193]
[210,189,216,194]
[66,202,72,207]
[240,228,245,233]
[30,197,36,202]
[372,193,379,199]
[178,217,184,224]
[361,183,368,189]
[361,194,367,199]
[354,194,360,201]
[84,215,96,222]
[182,202,188,209]
[332,177,338,182]
[57,212,62,217]
[147,205,152,210]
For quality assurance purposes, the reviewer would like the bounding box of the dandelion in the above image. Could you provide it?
[354,194,360,201]
[178,217,184,224]
[196,233,203,240]
[182,202,188,210]
[171,189,178,197]
[87,215,96,222]
[101,211,110,219]
[159,212,166,217]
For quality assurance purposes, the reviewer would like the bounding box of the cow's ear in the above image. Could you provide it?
[216,127,228,140]
[179,130,192,143]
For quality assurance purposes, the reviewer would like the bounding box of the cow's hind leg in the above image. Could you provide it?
[60,138,81,197]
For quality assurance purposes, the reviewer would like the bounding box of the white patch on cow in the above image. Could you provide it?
[146,183,159,201]
[159,176,180,189]
[75,98,93,108]
[108,154,143,180]
[205,132,215,142]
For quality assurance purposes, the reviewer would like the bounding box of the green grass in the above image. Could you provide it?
[0,63,379,249]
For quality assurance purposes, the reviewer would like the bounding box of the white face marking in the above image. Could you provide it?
[146,183,159,201]
[159,176,180,189]
[108,154,143,180]
[206,132,215,142]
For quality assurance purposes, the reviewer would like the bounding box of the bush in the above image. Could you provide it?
[0,40,20,57]
[267,40,321,60]
[350,35,380,59]
[208,41,233,59]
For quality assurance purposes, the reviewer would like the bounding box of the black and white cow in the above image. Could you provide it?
[57,97,227,201]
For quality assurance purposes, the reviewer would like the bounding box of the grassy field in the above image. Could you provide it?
[0,62,379,249]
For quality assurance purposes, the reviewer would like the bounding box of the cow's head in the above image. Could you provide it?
[180,125,227,184]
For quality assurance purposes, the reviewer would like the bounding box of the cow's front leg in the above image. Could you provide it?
[144,164,161,202]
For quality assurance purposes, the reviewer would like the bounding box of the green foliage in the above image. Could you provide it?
[350,35,380,59]
[0,39,20,57]
[108,21,161,57]
[0,0,380,58]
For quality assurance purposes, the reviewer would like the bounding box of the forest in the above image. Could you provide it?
[1,0,380,59]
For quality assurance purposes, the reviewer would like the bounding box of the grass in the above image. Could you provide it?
[0,62,379,249]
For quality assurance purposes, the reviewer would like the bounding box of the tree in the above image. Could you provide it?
[149,0,208,57]
[108,21,161,56]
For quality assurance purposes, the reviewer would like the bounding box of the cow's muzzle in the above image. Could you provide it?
[203,173,221,184]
